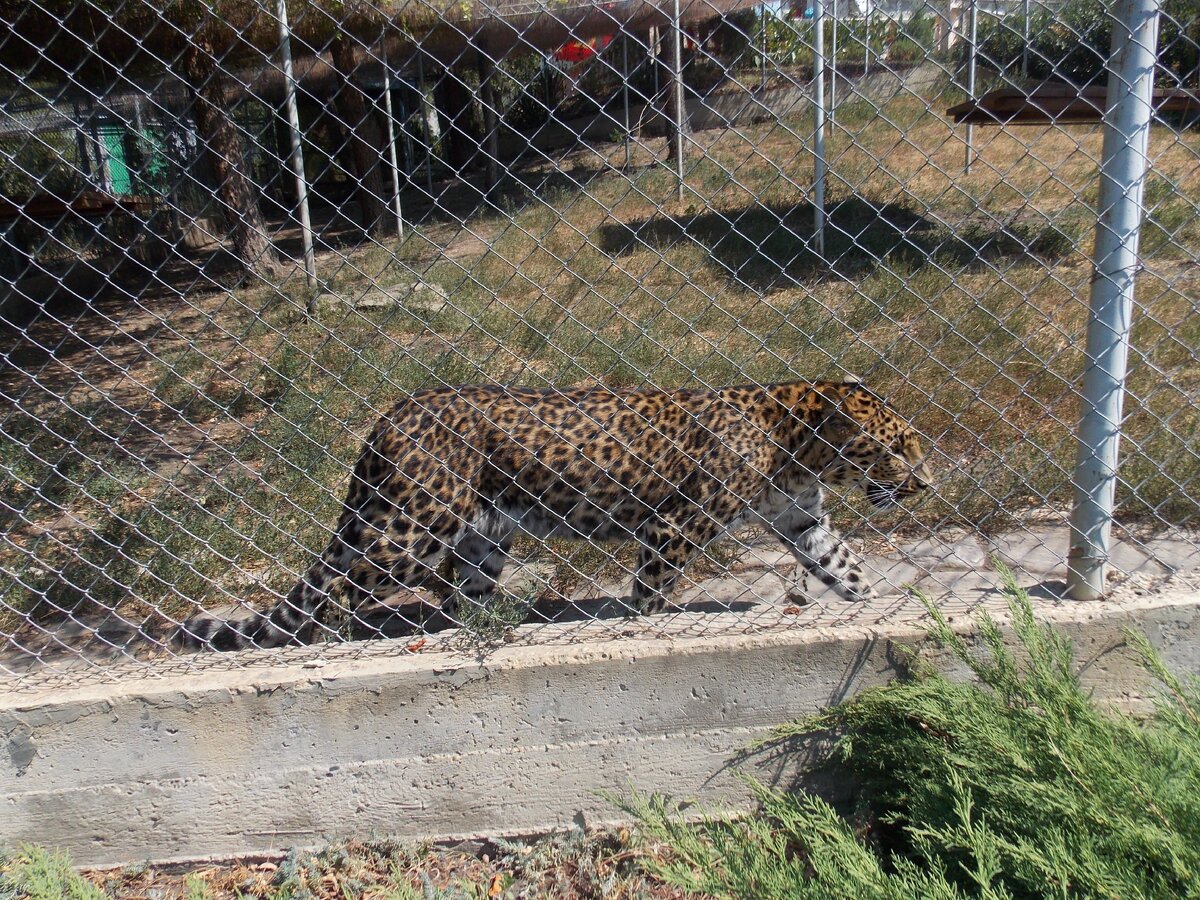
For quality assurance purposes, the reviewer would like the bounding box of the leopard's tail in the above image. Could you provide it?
[174,552,345,652]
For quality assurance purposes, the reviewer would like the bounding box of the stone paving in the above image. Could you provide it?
[4,522,1200,682]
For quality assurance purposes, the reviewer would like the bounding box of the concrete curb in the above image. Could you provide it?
[3,588,1199,867]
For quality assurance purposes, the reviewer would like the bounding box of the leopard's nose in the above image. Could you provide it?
[910,462,932,491]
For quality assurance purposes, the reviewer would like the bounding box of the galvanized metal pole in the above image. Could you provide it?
[1067,0,1161,601]
[864,0,872,72]
[830,0,838,124]
[964,0,978,173]
[671,0,686,202]
[623,36,632,168]
[381,42,405,239]
[813,0,827,257]
[1022,0,1031,76]
[277,0,317,291]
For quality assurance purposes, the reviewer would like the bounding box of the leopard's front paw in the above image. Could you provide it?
[832,577,879,602]
[805,569,879,602]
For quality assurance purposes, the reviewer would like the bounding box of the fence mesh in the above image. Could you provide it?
[0,0,1197,686]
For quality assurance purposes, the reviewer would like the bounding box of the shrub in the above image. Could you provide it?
[631,572,1200,898]
[888,38,925,64]
[972,0,1199,86]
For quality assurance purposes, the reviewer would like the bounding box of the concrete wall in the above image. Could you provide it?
[3,588,1199,868]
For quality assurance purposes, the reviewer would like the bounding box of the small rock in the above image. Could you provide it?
[317,281,448,314]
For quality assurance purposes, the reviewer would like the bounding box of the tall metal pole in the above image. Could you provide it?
[671,0,686,202]
[813,0,827,257]
[1021,0,1031,76]
[830,0,838,124]
[964,0,978,173]
[623,36,632,168]
[381,41,405,239]
[1067,0,1161,601]
[864,0,872,72]
[277,0,317,291]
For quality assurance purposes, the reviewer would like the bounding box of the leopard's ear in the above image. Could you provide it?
[809,381,873,444]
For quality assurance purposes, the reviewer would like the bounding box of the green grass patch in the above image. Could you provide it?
[0,846,106,900]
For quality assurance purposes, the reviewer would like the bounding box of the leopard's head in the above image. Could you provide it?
[807,381,931,510]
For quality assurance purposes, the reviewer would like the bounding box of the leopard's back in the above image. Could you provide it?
[370,383,776,540]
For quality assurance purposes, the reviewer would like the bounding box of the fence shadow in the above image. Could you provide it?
[596,196,1075,289]
[356,591,758,641]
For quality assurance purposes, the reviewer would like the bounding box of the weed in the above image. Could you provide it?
[0,846,106,900]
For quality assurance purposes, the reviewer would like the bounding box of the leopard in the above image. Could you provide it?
[175,379,931,650]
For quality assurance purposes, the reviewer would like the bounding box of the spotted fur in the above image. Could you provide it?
[176,380,930,650]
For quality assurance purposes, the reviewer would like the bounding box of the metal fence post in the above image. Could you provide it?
[1067,0,1162,601]
[964,0,977,173]
[671,0,686,201]
[830,0,838,124]
[813,0,827,257]
[382,42,405,239]
[623,36,632,168]
[277,0,317,292]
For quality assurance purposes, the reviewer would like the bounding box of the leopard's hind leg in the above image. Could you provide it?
[441,506,516,622]
[177,434,481,650]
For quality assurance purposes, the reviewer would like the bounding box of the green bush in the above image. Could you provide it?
[897,8,938,53]
[632,572,1200,898]
[0,846,106,900]
[973,0,1199,86]
[888,38,925,64]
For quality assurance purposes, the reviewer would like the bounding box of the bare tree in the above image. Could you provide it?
[331,34,391,236]
[180,37,281,278]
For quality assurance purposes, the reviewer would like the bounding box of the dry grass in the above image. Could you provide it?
[4,832,705,899]
[1,75,1198,637]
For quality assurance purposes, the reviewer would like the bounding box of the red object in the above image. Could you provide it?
[554,35,612,62]
[554,39,594,62]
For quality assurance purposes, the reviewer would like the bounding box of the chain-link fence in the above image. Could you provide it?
[0,0,1197,686]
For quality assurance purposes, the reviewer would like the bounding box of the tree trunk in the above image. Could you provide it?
[665,27,691,162]
[180,40,279,278]
[330,35,390,236]
[475,48,500,191]
[435,64,480,172]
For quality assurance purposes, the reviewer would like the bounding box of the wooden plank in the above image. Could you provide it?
[948,85,1200,125]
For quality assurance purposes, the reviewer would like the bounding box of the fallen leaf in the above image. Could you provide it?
[407,638,428,653]
[782,606,804,615]
[489,873,504,896]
